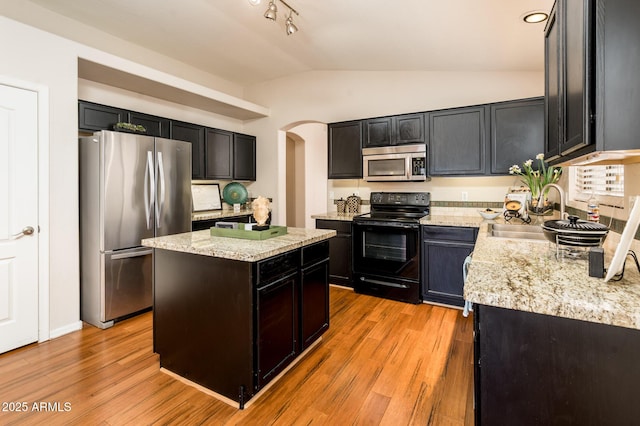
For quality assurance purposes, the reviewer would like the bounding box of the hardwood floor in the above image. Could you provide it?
[0,286,474,425]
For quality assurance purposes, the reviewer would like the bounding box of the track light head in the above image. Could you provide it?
[285,14,298,35]
[264,1,277,21]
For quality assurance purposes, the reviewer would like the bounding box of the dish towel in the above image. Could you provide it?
[462,254,473,317]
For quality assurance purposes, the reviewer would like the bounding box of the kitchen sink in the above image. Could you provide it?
[488,223,546,241]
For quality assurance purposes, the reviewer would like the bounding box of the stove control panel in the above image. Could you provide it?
[370,192,430,207]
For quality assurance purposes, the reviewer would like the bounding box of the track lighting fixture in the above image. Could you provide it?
[264,1,277,21]
[250,0,300,35]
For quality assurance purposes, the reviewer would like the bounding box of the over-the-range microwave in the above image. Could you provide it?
[362,144,428,182]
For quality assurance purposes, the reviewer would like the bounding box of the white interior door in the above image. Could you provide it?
[0,84,39,354]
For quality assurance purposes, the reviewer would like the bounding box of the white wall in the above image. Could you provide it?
[0,17,80,334]
[243,70,545,220]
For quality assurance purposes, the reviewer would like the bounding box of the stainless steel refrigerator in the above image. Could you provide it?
[80,130,192,328]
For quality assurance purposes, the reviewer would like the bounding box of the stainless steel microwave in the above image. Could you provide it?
[362,144,428,182]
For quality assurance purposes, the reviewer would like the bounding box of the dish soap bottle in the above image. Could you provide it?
[587,193,600,222]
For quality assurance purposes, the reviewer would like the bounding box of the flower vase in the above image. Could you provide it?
[528,197,553,216]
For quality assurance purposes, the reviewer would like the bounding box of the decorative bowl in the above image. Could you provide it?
[478,209,501,220]
[222,182,248,205]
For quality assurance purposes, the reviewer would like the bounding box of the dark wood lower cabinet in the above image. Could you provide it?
[421,225,477,307]
[255,271,298,389]
[153,241,330,408]
[475,305,640,425]
[315,219,352,287]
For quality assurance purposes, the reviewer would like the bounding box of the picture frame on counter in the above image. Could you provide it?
[192,183,222,211]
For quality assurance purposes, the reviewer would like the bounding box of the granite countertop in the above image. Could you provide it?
[192,209,253,221]
[142,227,336,262]
[465,219,640,331]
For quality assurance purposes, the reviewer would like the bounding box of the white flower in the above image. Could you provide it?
[509,165,521,174]
[536,153,545,160]
[524,159,533,167]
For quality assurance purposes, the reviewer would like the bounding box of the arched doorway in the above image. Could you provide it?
[282,122,328,229]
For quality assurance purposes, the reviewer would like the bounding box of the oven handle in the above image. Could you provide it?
[359,277,410,289]
[353,221,420,230]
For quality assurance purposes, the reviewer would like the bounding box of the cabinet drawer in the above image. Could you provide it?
[302,241,329,267]
[258,250,299,284]
[316,219,352,234]
[422,225,477,243]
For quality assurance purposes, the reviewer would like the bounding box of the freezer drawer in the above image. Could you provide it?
[103,247,153,322]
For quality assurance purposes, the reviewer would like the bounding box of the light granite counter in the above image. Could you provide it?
[465,220,640,331]
[311,212,363,221]
[192,209,253,221]
[142,227,336,262]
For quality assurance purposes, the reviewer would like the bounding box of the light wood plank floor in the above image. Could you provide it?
[0,286,474,425]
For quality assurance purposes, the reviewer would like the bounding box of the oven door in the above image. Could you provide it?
[352,221,420,280]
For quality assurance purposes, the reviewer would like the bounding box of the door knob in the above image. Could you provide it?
[11,226,35,240]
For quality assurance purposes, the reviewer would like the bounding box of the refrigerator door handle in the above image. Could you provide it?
[145,151,155,229]
[155,151,166,229]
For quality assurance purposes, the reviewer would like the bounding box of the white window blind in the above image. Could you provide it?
[575,165,624,198]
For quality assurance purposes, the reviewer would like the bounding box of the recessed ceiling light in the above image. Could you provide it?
[248,0,262,6]
[522,11,549,24]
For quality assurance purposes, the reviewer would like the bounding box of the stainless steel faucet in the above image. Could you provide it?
[541,183,566,219]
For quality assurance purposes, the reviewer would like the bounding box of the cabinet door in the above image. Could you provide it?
[78,101,128,132]
[393,113,425,145]
[300,260,329,350]
[316,220,352,286]
[328,121,363,179]
[544,5,561,160]
[490,98,544,174]
[364,117,392,147]
[255,272,298,389]
[129,111,170,138]
[560,0,593,155]
[170,121,206,180]
[422,240,474,307]
[429,106,489,175]
[233,133,256,181]
[205,128,233,180]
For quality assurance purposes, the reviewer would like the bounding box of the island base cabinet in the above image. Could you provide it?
[300,260,329,350]
[475,305,640,425]
[255,271,299,390]
[152,241,331,409]
[153,249,254,405]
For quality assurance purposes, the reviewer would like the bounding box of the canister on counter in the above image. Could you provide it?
[347,194,361,214]
[336,198,346,214]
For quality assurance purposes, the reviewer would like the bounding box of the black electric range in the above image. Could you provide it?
[352,192,430,304]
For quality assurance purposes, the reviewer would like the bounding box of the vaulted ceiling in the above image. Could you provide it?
[25,0,554,87]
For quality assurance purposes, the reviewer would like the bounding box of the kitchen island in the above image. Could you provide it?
[141,227,336,408]
[465,219,640,425]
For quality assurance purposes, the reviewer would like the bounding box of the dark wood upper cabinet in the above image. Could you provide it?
[545,0,640,162]
[559,0,594,156]
[395,113,425,145]
[429,106,489,176]
[544,5,561,160]
[129,111,170,138]
[170,121,206,180]
[597,0,640,152]
[205,129,234,180]
[364,117,392,147]
[328,120,363,179]
[363,113,425,148]
[233,133,257,181]
[78,101,128,132]
[490,98,545,174]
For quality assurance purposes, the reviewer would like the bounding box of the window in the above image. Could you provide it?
[571,165,624,203]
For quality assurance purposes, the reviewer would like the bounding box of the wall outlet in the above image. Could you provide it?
[329,191,335,200]
[461,191,468,202]
[354,191,359,196]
